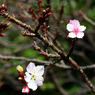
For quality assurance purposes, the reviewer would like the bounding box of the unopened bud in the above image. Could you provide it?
[1,4,7,12]
[2,4,5,8]
[16,65,23,73]
[43,10,46,13]
[46,8,49,12]
[0,33,5,37]
[18,77,23,81]
[6,23,10,27]
[22,86,29,93]
[46,26,50,30]
[45,13,51,18]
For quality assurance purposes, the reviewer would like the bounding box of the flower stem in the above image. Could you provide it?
[66,38,76,59]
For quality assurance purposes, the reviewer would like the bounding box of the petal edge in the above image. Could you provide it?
[67,24,74,31]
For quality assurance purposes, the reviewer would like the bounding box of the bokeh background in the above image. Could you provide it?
[0,0,95,95]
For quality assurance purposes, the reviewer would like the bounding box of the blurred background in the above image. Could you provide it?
[0,0,95,95]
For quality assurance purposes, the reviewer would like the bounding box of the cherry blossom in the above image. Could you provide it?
[24,62,44,91]
[66,19,86,38]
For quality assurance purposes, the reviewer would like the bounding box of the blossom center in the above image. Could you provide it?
[73,28,79,34]
[31,74,36,80]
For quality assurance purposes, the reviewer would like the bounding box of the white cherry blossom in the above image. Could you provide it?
[24,62,44,91]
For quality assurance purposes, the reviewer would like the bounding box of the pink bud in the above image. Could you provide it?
[22,86,29,93]
[0,33,5,37]
[6,23,10,27]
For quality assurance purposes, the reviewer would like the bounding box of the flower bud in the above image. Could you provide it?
[18,77,23,81]
[0,33,5,37]
[16,65,23,73]
[6,22,10,27]
[22,86,29,93]
[2,4,5,8]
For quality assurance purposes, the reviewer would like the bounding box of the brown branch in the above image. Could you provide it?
[1,55,95,70]
[79,10,95,26]
[68,58,95,93]
[51,9,58,21]
[57,4,64,26]
[47,31,64,51]
[33,41,60,58]
[67,39,76,58]
[21,30,36,37]
[0,54,50,64]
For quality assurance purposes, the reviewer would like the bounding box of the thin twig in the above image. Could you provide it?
[67,39,76,58]
[1,55,95,70]
[79,10,95,26]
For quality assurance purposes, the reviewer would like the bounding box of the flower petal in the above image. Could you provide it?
[68,33,76,38]
[79,26,86,31]
[66,24,74,31]
[73,20,80,28]
[24,72,31,82]
[36,80,43,86]
[35,76,44,82]
[35,66,44,76]
[26,62,35,73]
[25,72,30,76]
[35,76,44,86]
[27,80,37,91]
[77,32,84,38]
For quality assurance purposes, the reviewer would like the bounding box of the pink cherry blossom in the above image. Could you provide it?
[66,20,86,38]
[22,86,29,93]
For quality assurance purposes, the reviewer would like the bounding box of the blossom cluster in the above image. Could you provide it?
[17,62,44,93]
